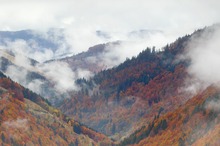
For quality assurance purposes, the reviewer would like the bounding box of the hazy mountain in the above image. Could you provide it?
[55,42,121,73]
[0,29,64,52]
[0,40,121,106]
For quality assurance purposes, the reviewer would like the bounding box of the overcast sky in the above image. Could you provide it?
[0,0,220,56]
[1,0,219,31]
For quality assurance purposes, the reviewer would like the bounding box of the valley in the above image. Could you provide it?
[0,22,220,146]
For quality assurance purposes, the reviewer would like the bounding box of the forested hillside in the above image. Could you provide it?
[119,86,220,146]
[0,72,113,146]
[60,29,193,140]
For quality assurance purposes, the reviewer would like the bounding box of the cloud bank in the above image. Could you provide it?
[186,25,220,85]
[36,61,80,93]
[101,31,175,68]
[178,24,220,98]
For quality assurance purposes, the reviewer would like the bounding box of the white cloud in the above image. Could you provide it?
[5,65,28,85]
[36,61,79,93]
[76,68,93,79]
[177,24,220,98]
[0,46,94,100]
[0,39,55,63]
[99,31,176,68]
[27,79,44,94]
[186,25,220,85]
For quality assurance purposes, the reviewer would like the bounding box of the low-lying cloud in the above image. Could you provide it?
[93,30,176,69]
[0,38,54,63]
[0,49,97,104]
[175,24,220,99]
[186,25,220,86]
[36,61,79,93]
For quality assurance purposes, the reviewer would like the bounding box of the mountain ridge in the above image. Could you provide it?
[60,25,220,143]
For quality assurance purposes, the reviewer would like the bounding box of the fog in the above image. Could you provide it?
[185,25,220,89]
